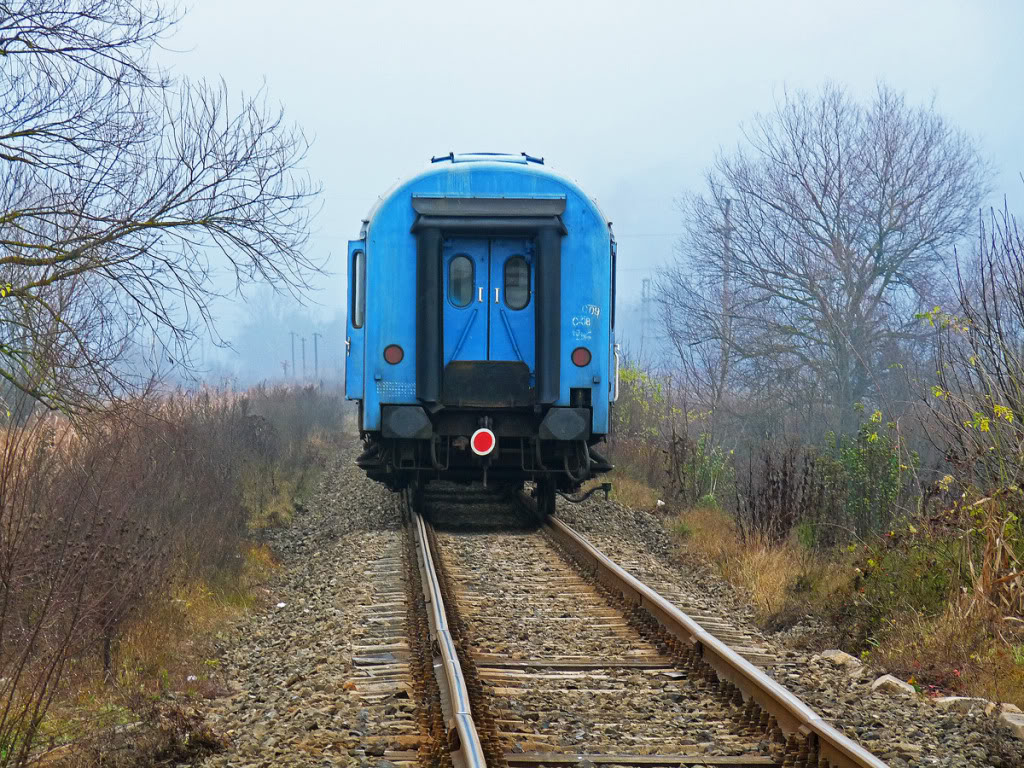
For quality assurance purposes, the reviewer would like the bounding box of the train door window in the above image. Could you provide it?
[448,254,474,307]
[351,249,365,328]
[503,255,530,310]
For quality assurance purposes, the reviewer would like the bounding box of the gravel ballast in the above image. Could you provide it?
[555,492,1024,768]
[192,447,1024,767]
[199,440,415,768]
[430,501,770,758]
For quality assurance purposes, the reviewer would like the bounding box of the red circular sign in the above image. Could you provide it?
[571,346,592,367]
[470,428,496,456]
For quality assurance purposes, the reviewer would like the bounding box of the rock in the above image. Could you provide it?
[820,649,862,669]
[1000,711,1024,739]
[870,674,916,696]
[934,696,991,713]
[896,742,923,756]
[1002,703,1023,715]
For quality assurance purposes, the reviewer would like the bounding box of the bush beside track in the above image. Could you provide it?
[0,385,346,766]
[598,415,1024,714]
[604,205,1024,714]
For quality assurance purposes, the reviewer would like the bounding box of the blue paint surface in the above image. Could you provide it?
[442,238,488,363]
[441,238,536,371]
[489,239,535,369]
[348,156,614,435]
[344,239,366,400]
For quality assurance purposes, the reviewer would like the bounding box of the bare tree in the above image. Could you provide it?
[929,203,1024,489]
[1,1,321,412]
[657,83,989,437]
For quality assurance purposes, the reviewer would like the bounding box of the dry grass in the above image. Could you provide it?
[244,468,298,529]
[669,505,1024,708]
[671,506,850,622]
[0,386,342,765]
[607,473,662,509]
[971,644,1024,708]
[35,542,278,758]
[111,542,277,693]
[245,427,333,529]
[582,472,662,510]
[871,602,1024,706]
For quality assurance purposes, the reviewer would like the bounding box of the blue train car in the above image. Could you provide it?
[345,153,618,514]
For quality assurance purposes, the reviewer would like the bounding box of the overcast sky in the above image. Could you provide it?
[162,0,1024,371]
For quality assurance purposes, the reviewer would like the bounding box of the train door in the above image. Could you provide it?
[488,239,535,369]
[442,237,535,367]
[345,239,366,400]
[442,238,489,364]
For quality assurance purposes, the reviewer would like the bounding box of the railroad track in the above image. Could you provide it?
[400,485,887,768]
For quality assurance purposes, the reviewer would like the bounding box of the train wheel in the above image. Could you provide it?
[406,476,424,519]
[535,478,556,519]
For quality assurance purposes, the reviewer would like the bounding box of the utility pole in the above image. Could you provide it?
[312,332,322,382]
[301,336,306,380]
[289,331,296,379]
[281,360,289,378]
[640,277,652,361]
[717,198,734,410]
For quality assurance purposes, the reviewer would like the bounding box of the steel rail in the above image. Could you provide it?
[537,508,888,768]
[410,502,487,768]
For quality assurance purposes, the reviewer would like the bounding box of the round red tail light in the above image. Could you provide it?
[571,347,591,367]
[383,344,404,364]
[470,428,496,456]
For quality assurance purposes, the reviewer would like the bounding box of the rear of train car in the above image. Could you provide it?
[345,153,618,509]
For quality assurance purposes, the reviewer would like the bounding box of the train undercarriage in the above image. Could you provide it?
[356,403,612,516]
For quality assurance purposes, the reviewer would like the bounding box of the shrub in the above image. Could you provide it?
[609,363,670,486]
[732,441,840,546]
[0,385,343,766]
[667,429,733,508]
[822,411,916,540]
[731,411,916,549]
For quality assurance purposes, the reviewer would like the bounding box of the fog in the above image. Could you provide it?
[159,0,1024,383]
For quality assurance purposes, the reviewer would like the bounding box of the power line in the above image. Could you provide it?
[613,232,683,238]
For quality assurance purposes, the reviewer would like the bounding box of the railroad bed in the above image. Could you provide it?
[405,485,887,768]
[196,447,1021,768]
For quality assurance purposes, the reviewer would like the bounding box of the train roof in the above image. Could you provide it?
[361,153,612,238]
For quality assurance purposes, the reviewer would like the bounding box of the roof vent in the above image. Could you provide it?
[430,152,544,165]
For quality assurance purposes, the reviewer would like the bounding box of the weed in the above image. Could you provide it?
[1013,645,1024,667]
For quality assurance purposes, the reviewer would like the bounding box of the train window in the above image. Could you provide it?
[351,250,365,329]
[448,255,474,307]
[504,256,530,310]
[610,240,616,329]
